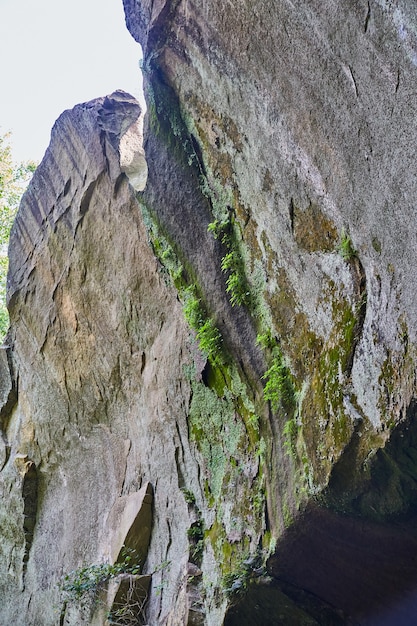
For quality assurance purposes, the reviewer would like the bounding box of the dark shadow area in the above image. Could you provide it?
[227,401,417,624]
[140,64,265,387]
[325,400,417,521]
[364,590,417,626]
[267,504,417,624]
[224,575,349,625]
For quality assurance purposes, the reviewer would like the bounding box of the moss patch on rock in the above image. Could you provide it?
[291,200,338,253]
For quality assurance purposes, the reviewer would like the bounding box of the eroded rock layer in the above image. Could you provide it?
[0,91,205,625]
[122,0,417,623]
[2,0,417,624]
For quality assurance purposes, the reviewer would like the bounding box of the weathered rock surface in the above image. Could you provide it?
[121,0,417,623]
[2,0,417,624]
[0,90,204,625]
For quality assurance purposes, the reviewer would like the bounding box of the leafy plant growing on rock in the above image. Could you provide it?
[181,488,197,505]
[183,286,223,364]
[139,203,225,366]
[259,339,294,412]
[207,218,230,241]
[257,331,295,411]
[337,228,356,261]
[207,209,252,309]
[221,249,251,307]
[187,519,204,541]
[187,518,205,564]
[59,548,142,616]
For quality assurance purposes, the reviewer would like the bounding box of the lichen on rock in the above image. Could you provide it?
[2,1,417,624]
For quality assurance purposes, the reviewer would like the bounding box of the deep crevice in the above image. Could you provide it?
[21,460,39,585]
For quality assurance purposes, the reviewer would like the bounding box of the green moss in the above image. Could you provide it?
[283,418,298,459]
[300,266,370,491]
[222,553,263,599]
[292,201,339,253]
[139,201,227,367]
[206,518,224,551]
[206,515,265,602]
[261,346,295,412]
[189,379,245,501]
[202,360,227,397]
[261,531,277,555]
[187,354,267,592]
[282,500,294,529]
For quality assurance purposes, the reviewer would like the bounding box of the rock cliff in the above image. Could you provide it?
[2,1,417,624]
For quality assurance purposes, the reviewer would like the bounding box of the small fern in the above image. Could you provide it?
[261,347,294,411]
[337,229,356,260]
[183,287,223,364]
[221,250,251,307]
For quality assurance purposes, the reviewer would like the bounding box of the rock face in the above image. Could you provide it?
[0,91,200,625]
[2,1,417,624]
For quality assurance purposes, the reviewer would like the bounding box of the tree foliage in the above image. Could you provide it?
[0,132,36,339]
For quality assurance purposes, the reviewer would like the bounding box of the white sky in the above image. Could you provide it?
[0,0,143,164]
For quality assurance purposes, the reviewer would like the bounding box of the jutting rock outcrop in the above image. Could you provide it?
[2,0,417,624]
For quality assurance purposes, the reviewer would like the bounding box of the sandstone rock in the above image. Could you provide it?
[121,0,417,623]
[3,0,417,624]
[0,91,201,625]
[102,481,153,566]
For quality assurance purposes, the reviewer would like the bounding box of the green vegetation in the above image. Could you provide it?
[139,202,226,367]
[181,488,196,505]
[184,494,205,564]
[207,210,253,309]
[205,187,297,417]
[187,519,204,541]
[257,332,295,412]
[221,249,251,307]
[0,132,36,339]
[188,379,244,503]
[337,228,356,261]
[187,518,205,563]
[182,287,224,365]
[59,549,141,608]
[222,553,264,599]
[207,218,229,239]
[141,74,298,593]
[140,204,185,289]
[144,66,390,595]
[188,364,267,592]
[283,418,298,458]
[262,351,293,411]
